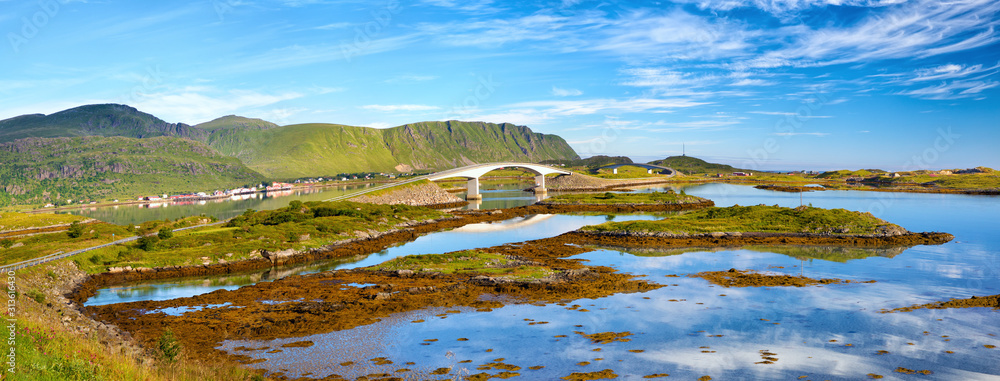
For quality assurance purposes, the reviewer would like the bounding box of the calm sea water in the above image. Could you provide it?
[210,184,1000,380]
[60,184,378,226]
[60,181,541,226]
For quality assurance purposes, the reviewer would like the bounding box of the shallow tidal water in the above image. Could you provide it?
[85,212,660,306]
[213,184,1000,380]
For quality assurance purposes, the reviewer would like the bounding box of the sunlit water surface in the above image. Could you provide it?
[211,184,1000,380]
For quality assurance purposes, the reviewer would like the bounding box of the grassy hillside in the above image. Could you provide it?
[205,120,579,178]
[204,123,399,178]
[0,136,264,207]
[194,115,278,131]
[0,211,86,232]
[0,104,206,142]
[649,156,747,175]
[382,121,578,170]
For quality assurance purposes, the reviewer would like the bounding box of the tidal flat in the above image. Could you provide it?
[73,184,1000,380]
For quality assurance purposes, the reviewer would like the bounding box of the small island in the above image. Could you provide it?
[569,205,953,247]
[536,191,714,212]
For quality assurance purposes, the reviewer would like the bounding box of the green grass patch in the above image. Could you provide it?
[68,200,446,273]
[589,165,671,179]
[0,212,86,232]
[374,250,553,281]
[544,191,706,205]
[582,205,899,236]
[816,169,879,179]
[884,172,1000,190]
[0,222,133,267]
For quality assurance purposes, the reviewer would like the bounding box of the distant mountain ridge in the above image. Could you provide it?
[0,104,579,179]
[0,104,207,142]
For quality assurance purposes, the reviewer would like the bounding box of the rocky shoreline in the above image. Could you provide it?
[349,181,465,207]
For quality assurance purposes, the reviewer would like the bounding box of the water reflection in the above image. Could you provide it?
[86,213,661,306]
[588,245,909,263]
[60,184,378,225]
[222,246,1000,380]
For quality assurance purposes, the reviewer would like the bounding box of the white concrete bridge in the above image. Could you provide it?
[427,162,572,200]
[324,162,572,202]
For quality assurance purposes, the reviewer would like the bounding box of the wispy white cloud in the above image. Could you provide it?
[749,111,834,119]
[875,62,1000,99]
[364,122,393,129]
[740,0,1000,69]
[383,75,438,83]
[590,10,753,61]
[360,104,440,112]
[455,110,554,126]
[551,86,583,97]
[314,22,352,30]
[222,34,421,74]
[896,79,999,100]
[773,132,830,136]
[419,0,502,14]
[651,119,742,129]
[509,98,708,116]
[675,0,908,14]
[128,87,303,124]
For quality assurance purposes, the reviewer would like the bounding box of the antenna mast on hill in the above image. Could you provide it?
[682,143,686,156]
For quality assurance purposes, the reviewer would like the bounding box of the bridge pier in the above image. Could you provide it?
[534,174,547,194]
[466,178,482,200]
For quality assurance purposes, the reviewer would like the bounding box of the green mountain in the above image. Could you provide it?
[199,120,578,178]
[649,156,748,174]
[0,104,206,142]
[0,136,264,207]
[381,121,577,172]
[194,115,278,131]
[0,104,579,180]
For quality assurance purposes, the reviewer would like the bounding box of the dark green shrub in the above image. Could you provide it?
[26,290,45,304]
[158,329,181,363]
[67,221,85,238]
[137,235,160,251]
[157,227,174,240]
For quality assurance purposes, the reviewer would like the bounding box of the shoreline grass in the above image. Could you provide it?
[581,205,901,236]
[67,200,445,274]
[373,250,553,281]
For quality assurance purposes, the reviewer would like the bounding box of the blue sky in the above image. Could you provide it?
[2,0,998,170]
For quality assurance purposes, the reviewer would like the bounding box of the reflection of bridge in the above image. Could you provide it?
[451,214,555,232]
[598,163,675,176]
[427,162,571,200]
[325,162,571,202]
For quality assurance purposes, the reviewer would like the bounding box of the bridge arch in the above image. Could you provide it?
[427,162,572,200]
[598,163,675,176]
